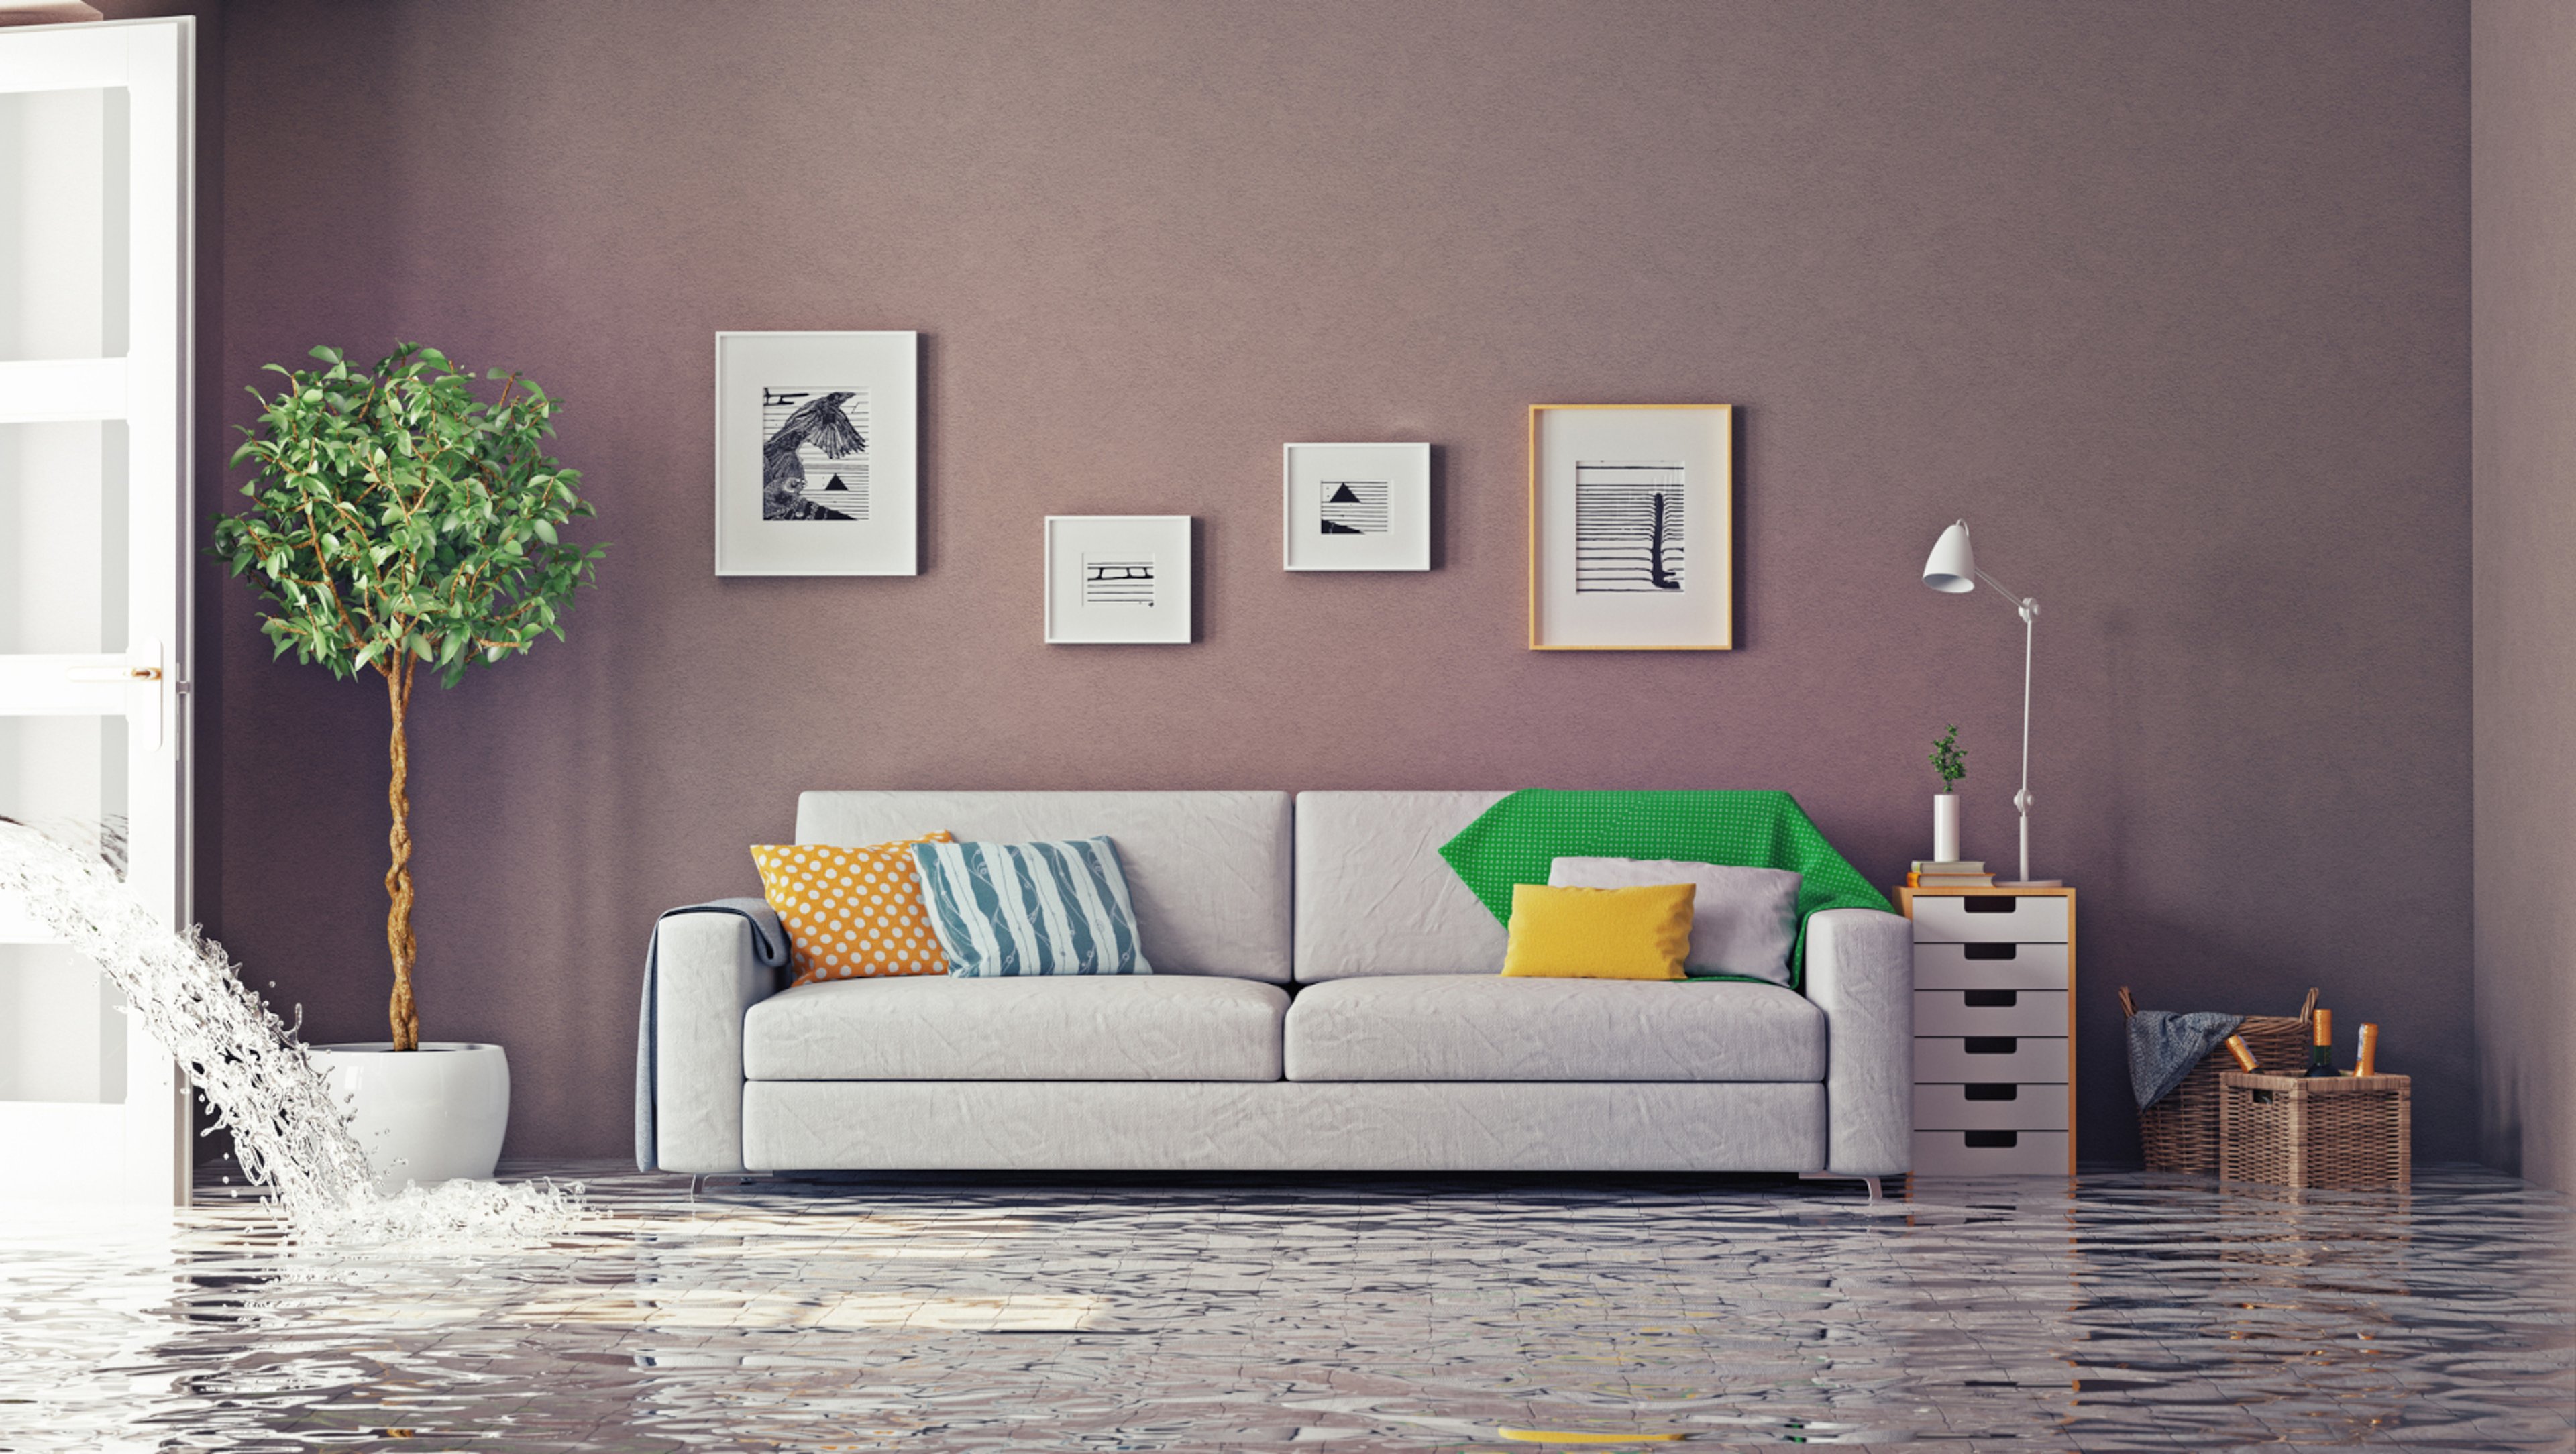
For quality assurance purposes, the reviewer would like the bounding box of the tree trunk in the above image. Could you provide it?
[384,658,419,1051]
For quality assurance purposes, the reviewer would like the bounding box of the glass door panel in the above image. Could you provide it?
[0,420,127,655]
[0,85,125,362]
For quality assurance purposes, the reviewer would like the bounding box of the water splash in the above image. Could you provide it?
[0,818,578,1241]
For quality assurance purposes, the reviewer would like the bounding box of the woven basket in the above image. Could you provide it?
[2118,985,2318,1174]
[2218,1072,2411,1190]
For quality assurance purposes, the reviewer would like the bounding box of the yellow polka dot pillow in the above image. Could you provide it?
[751,834,954,985]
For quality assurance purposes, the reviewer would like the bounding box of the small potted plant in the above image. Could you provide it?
[215,343,603,1190]
[1929,724,1966,862]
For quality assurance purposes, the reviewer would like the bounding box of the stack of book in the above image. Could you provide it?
[1909,860,1995,888]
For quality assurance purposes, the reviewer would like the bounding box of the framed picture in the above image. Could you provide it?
[714,331,918,576]
[1281,442,1431,571]
[1044,515,1193,645]
[1528,404,1734,650]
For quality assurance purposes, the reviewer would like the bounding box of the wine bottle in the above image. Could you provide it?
[2306,1007,2337,1078]
[2356,1022,2379,1077]
[2224,1033,2258,1073]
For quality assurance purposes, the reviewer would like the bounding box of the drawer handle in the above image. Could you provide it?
[1962,897,2019,915]
[1964,1083,2019,1101]
[1964,1036,2018,1055]
[1964,989,2018,1009]
[1962,943,2019,961]
[1965,1130,2019,1149]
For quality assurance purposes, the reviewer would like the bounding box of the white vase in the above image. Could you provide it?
[309,1042,509,1193]
[1933,794,1962,863]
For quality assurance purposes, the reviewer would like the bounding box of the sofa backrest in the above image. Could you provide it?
[1295,790,1510,983]
[796,791,1293,983]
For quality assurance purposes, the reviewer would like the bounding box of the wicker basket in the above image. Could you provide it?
[2118,985,2318,1174]
[2218,1072,2411,1190]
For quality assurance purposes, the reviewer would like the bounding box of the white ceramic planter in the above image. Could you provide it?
[308,1042,509,1193]
[1933,793,1962,862]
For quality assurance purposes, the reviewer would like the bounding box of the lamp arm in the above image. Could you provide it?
[1975,566,2033,610]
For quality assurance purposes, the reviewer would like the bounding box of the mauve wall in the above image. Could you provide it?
[2472,1,2576,1193]
[206,0,2471,1162]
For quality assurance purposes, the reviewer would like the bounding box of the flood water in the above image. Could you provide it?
[2,1163,2567,1451]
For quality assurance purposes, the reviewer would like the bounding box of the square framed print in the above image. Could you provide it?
[1044,515,1193,645]
[1529,404,1733,650]
[1281,442,1431,571]
[714,331,918,576]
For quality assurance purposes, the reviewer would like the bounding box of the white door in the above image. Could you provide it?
[0,17,193,1205]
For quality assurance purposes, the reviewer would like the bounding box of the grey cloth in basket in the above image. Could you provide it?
[2127,1010,2245,1110]
[637,899,788,1171]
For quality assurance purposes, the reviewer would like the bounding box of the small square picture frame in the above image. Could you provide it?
[714,330,920,577]
[1044,515,1193,645]
[1282,442,1431,571]
[1529,404,1734,650]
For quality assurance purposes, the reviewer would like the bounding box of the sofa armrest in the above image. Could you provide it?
[1805,907,1913,1178]
[654,910,782,1174]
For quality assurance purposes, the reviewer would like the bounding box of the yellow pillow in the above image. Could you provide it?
[751,833,953,985]
[1499,882,1694,981]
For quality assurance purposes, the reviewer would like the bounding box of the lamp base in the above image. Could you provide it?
[1997,879,2063,888]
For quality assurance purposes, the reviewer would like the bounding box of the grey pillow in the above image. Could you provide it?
[1546,856,1801,986]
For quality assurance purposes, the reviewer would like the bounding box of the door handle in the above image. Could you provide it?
[64,665,162,682]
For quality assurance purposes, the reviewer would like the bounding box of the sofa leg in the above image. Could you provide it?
[1799,1170,1889,1203]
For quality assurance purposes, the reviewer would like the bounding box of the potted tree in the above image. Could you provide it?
[215,343,602,1190]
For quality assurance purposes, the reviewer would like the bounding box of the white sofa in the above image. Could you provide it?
[649,790,1913,1182]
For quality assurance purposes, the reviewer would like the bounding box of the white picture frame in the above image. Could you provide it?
[1044,515,1193,645]
[1529,404,1734,650]
[1281,442,1432,571]
[714,331,918,576]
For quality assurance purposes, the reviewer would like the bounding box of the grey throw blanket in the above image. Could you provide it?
[2127,1009,2245,1110]
[635,898,788,1172]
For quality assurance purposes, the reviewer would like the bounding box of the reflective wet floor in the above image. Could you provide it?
[1,1164,2568,1451]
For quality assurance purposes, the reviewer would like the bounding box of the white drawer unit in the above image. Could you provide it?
[1897,886,2077,1178]
[1913,940,2070,990]
[1913,1129,2071,1176]
[1915,1082,2070,1131]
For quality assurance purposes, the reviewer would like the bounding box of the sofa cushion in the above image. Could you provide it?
[1293,791,1511,981]
[751,834,953,985]
[744,974,1287,1081]
[1282,975,1827,1082]
[1500,883,1693,980]
[912,837,1150,977]
[798,791,1292,983]
[1548,856,1801,985]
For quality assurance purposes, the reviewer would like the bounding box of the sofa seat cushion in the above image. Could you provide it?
[743,974,1287,1082]
[1282,975,1826,1082]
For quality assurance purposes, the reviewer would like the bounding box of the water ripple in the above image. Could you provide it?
[0,1164,2567,1450]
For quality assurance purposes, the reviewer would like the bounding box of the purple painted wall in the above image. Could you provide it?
[204,0,2471,1162]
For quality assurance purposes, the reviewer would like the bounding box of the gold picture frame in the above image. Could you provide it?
[1527,404,1735,650]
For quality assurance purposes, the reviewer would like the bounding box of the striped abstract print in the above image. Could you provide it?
[909,837,1153,977]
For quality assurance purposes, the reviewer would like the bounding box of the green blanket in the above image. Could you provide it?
[1438,789,1892,988]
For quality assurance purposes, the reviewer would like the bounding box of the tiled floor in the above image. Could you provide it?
[0,1164,2568,1451]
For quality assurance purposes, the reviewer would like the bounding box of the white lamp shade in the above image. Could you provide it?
[1922,520,1976,593]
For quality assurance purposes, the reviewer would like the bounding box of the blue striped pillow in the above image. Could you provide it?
[909,837,1153,977]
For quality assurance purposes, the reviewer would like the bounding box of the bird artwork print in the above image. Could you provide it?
[761,389,869,521]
